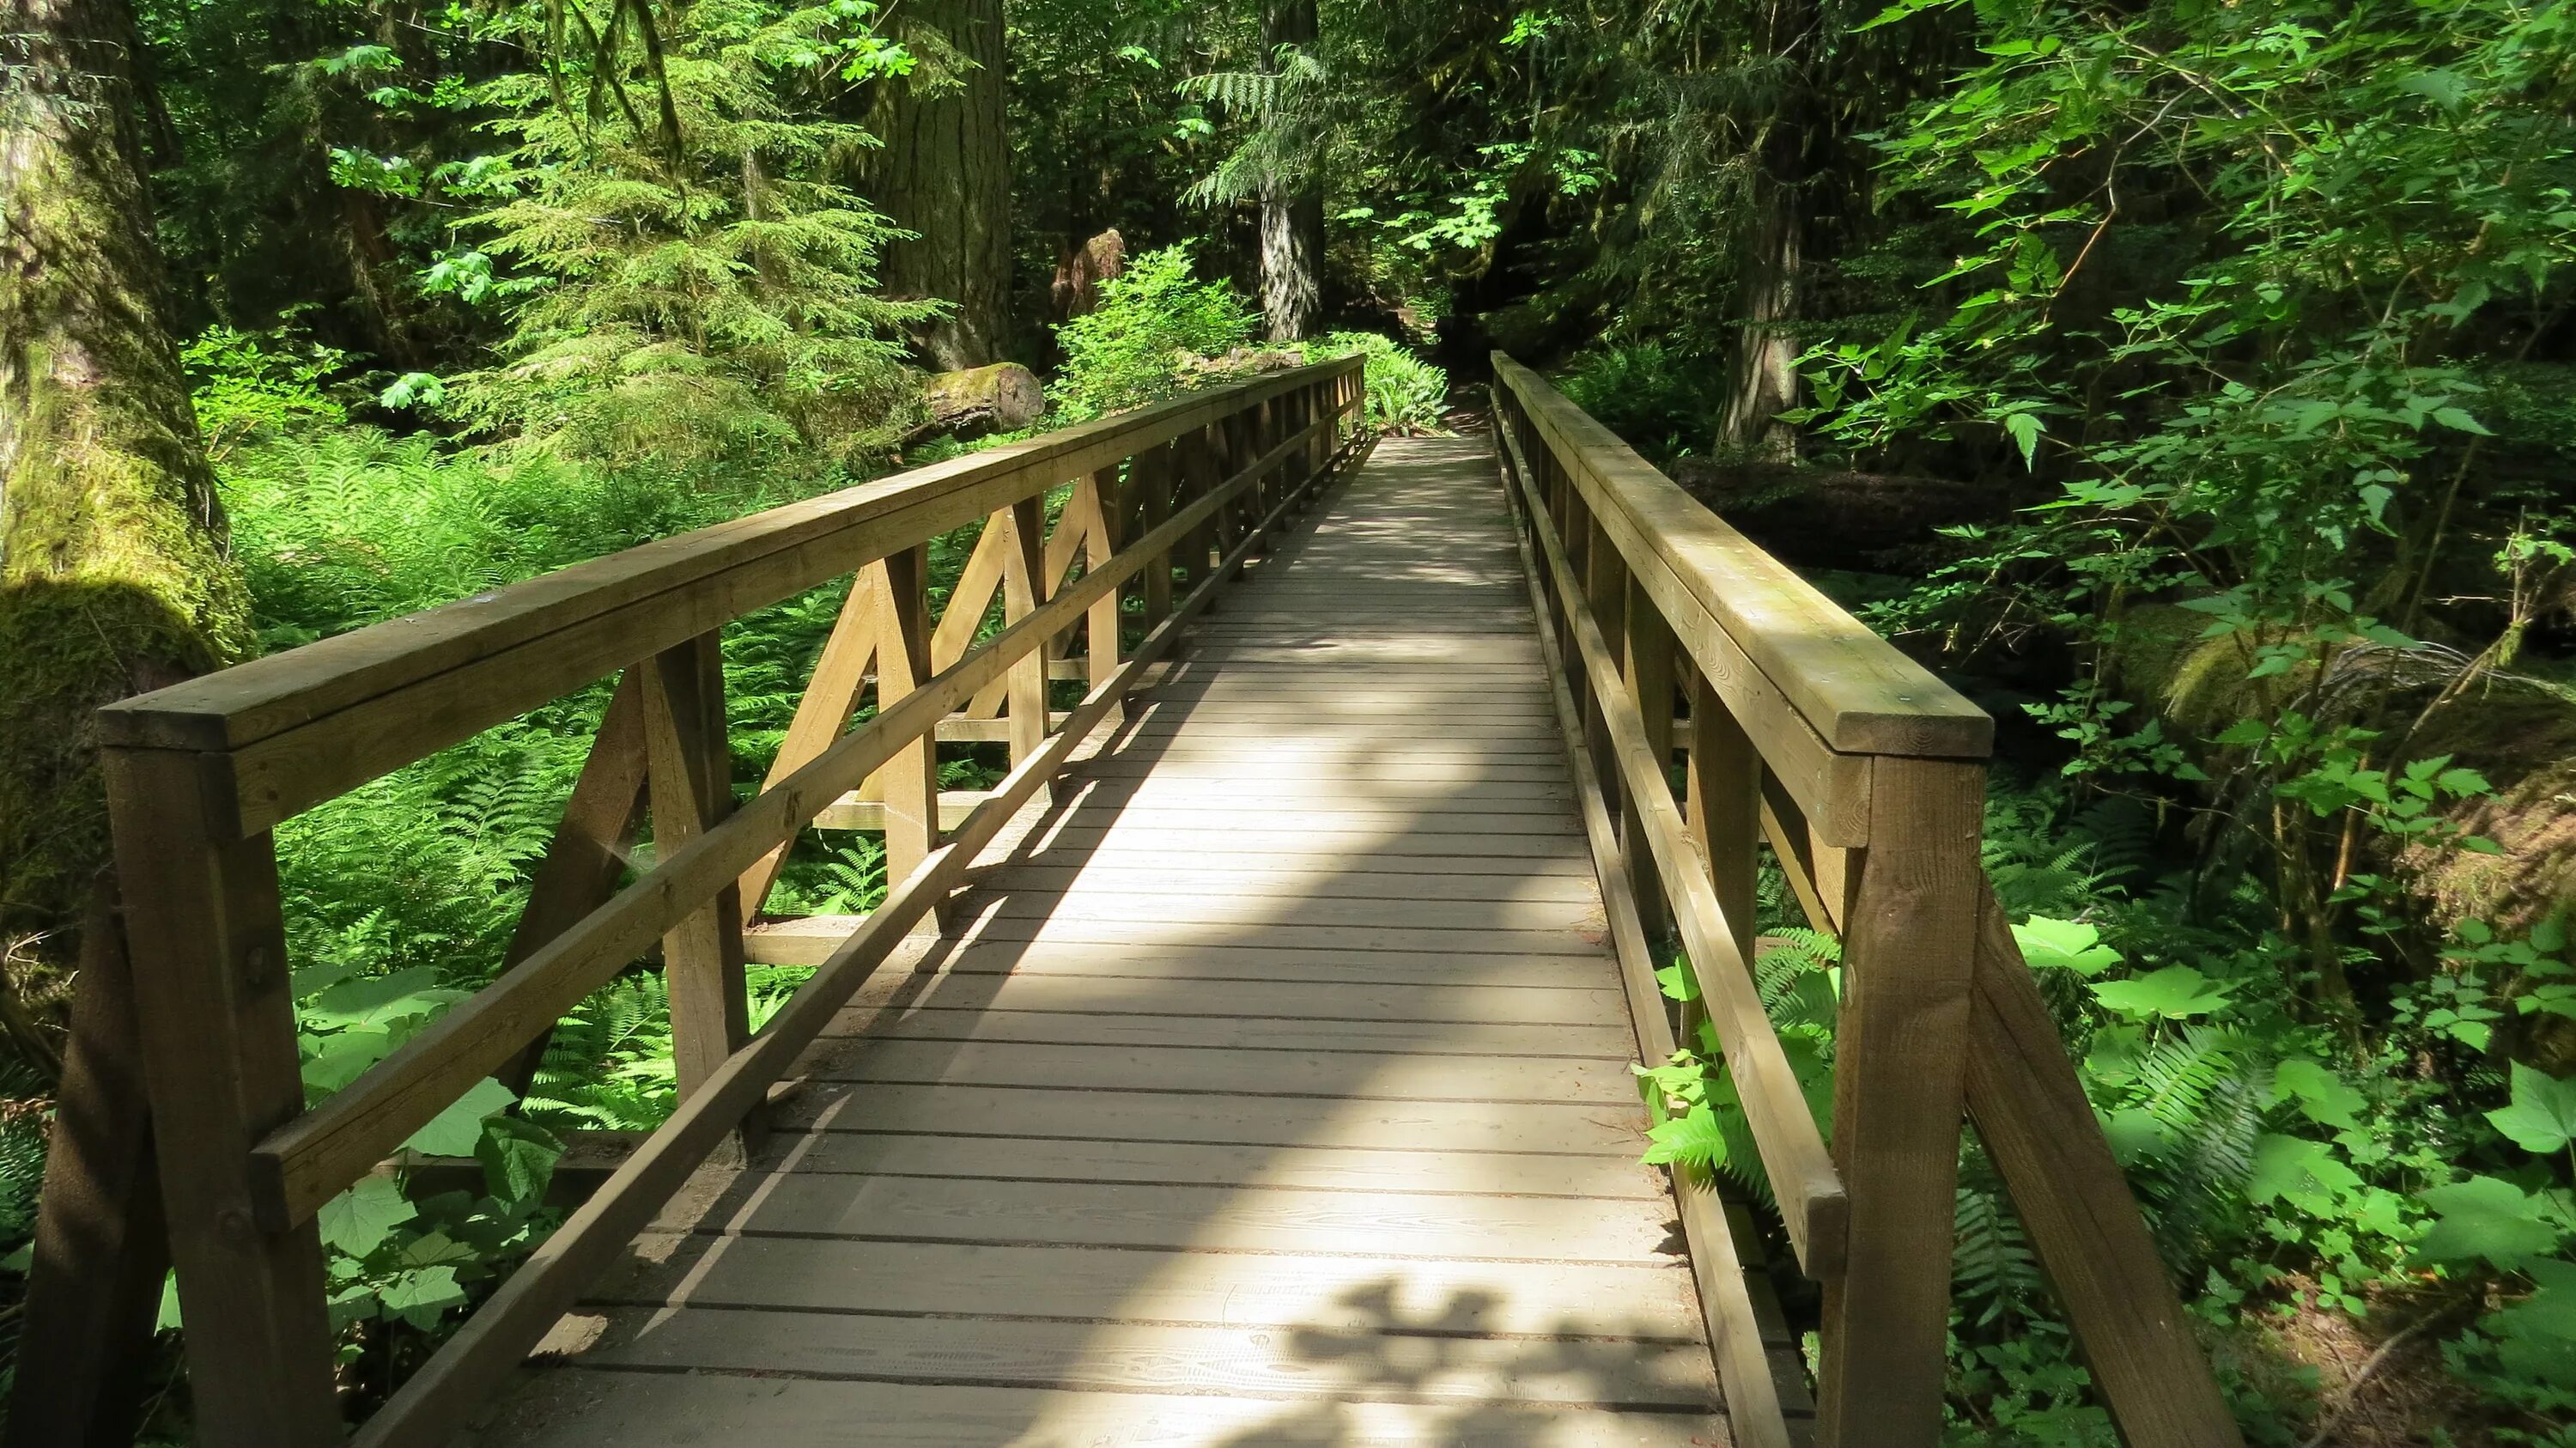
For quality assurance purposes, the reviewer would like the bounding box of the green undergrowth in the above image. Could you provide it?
[1638,770,2576,1444]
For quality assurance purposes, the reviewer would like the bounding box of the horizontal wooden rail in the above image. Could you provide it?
[1496,420,1845,1277]
[88,357,1367,1448]
[100,362,1353,834]
[1490,355,1989,765]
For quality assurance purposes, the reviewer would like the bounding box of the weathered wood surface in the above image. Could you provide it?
[471,436,1737,1447]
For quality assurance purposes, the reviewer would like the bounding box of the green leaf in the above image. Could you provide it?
[1642,1106,1726,1170]
[2489,1257,2576,1388]
[2488,1063,2576,1156]
[1655,960,1701,1003]
[478,1116,566,1204]
[2002,411,2042,468]
[2090,965,2233,1020]
[317,1176,415,1258]
[2273,1058,2364,1132]
[2415,1176,2561,1270]
[2429,406,2492,435]
[404,1077,516,1157]
[2247,1134,2359,1211]
[2013,916,2121,976]
[377,1265,466,1329]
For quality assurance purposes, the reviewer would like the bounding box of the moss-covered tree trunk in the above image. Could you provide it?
[1,0,252,995]
[874,0,1012,369]
[1257,0,1322,343]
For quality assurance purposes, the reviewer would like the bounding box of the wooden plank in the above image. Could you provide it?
[556,1305,1718,1408]
[101,750,340,1446]
[1079,467,1124,688]
[1492,354,1989,759]
[1814,756,1984,1448]
[809,1039,1639,1104]
[813,787,992,831]
[660,1173,1682,1264]
[775,1082,1643,1156]
[1001,496,1052,764]
[483,1372,1731,1446]
[1963,883,2243,1447]
[838,967,1629,1026]
[733,1135,1668,1201]
[948,887,1601,934]
[835,1006,1639,1059]
[739,569,877,911]
[1007,824,1593,858]
[594,1229,1694,1325]
[641,633,756,1133]
[969,863,1605,903]
[947,915,1615,960]
[865,547,940,891]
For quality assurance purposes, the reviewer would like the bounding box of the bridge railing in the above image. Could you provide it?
[1490,353,2239,1448]
[82,357,1367,1448]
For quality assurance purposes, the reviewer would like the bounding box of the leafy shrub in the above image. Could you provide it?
[179,326,352,463]
[1299,330,1448,434]
[1556,341,1712,459]
[1051,246,1259,421]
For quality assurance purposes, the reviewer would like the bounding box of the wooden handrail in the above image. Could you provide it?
[1490,354,1990,763]
[100,361,1353,834]
[1490,352,2239,1448]
[94,358,1369,1448]
[1495,418,1846,1277]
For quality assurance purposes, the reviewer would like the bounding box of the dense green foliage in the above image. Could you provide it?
[3,0,2570,1440]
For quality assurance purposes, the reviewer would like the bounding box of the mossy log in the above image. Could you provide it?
[914,362,1044,441]
[1,0,253,991]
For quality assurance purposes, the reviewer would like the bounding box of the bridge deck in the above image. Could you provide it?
[474,436,1735,1446]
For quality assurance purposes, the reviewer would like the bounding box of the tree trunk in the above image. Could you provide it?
[1257,0,1322,342]
[874,0,1011,369]
[0,0,252,982]
[1720,0,1814,461]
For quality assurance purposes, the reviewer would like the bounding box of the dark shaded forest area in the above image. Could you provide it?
[0,0,2572,1442]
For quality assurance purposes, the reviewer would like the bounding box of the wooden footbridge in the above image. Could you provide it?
[24,356,2240,1447]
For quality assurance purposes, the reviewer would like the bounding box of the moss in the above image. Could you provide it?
[0,11,254,975]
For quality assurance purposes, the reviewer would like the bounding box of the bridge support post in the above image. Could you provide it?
[1815,756,1984,1448]
[866,546,945,929]
[104,748,342,1448]
[643,631,760,1150]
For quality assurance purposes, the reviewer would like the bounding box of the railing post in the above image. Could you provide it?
[865,546,941,919]
[1817,756,1986,1448]
[1683,671,1761,970]
[1622,581,1678,941]
[1177,426,1218,595]
[1084,466,1126,689]
[1000,496,1052,764]
[1135,442,1176,632]
[642,630,759,1150]
[105,749,341,1448]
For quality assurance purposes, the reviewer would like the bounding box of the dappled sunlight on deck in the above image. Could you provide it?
[474,436,1735,1446]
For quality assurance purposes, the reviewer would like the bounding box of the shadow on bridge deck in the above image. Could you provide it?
[465,437,1744,1448]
